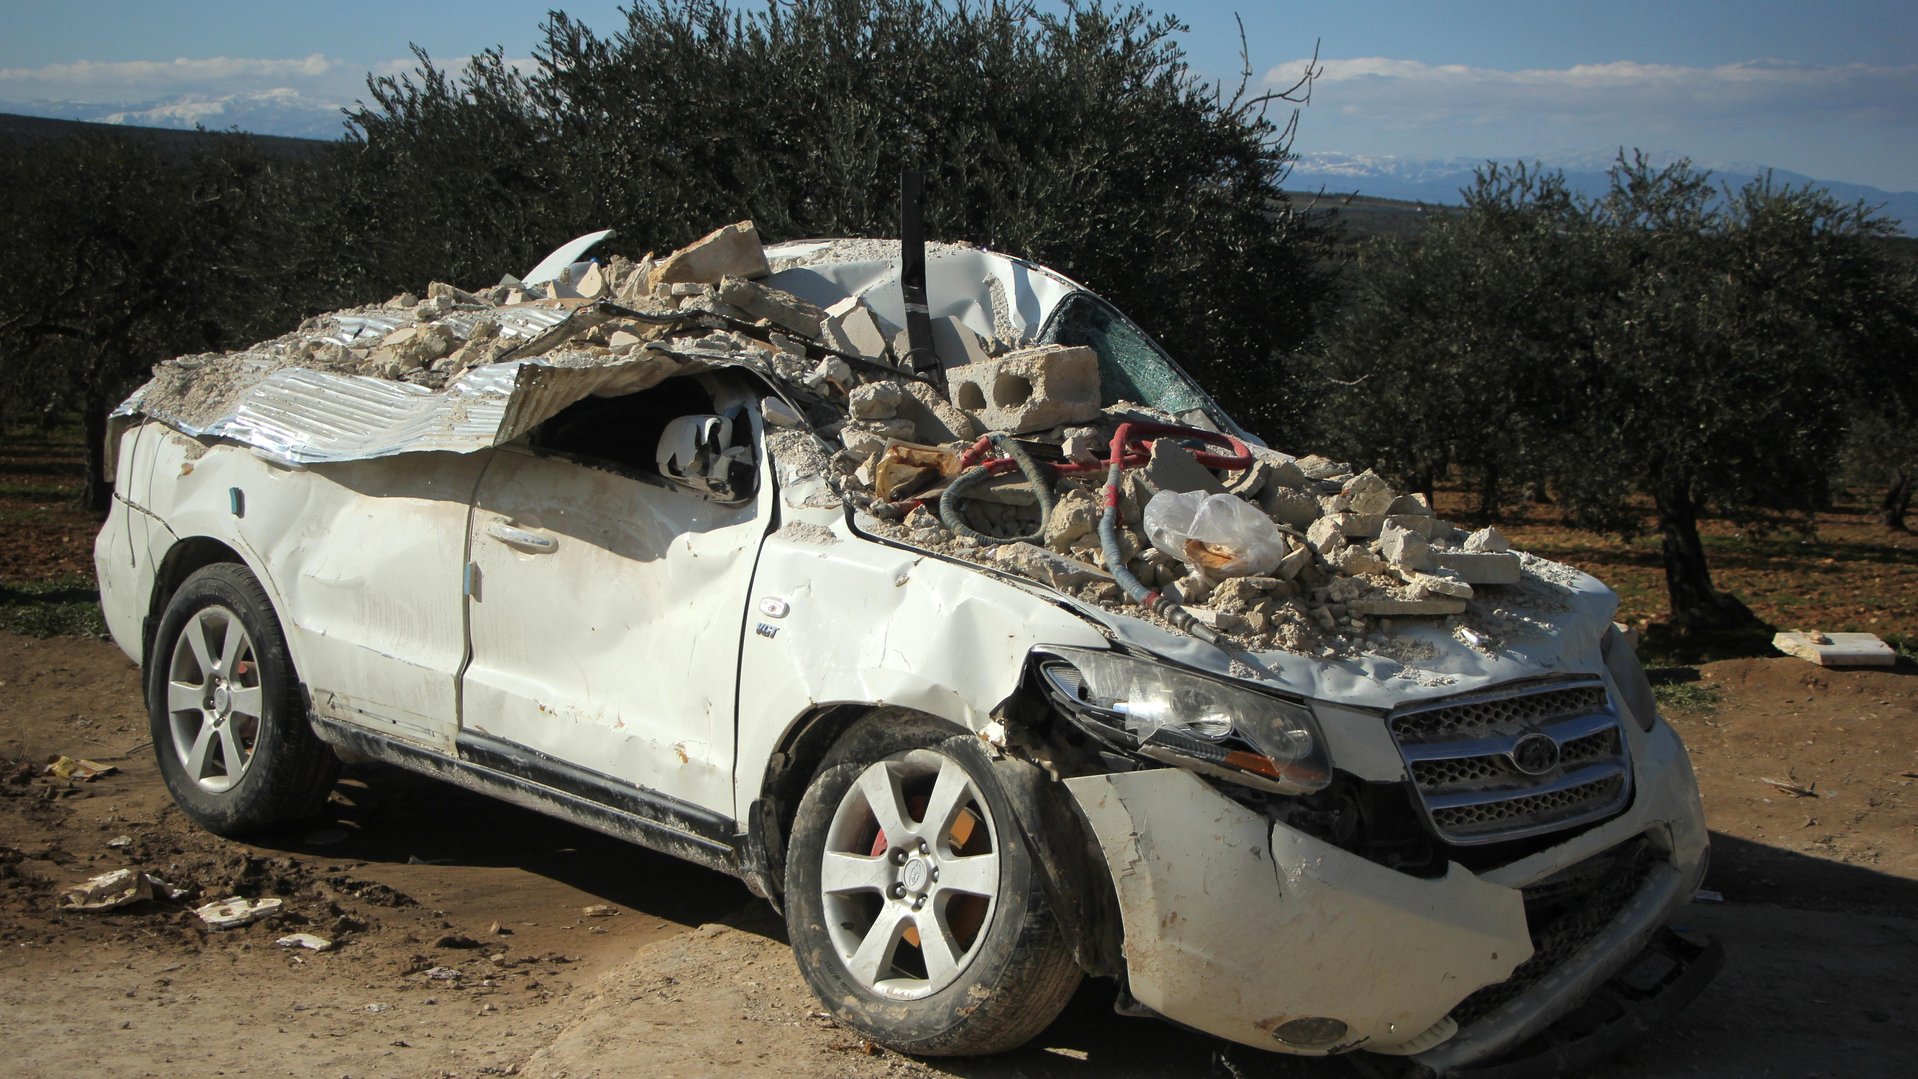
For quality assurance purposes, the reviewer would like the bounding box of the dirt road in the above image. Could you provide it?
[2,631,1914,1077]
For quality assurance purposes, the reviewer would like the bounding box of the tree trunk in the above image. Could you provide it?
[81,394,111,513]
[1883,471,1912,532]
[1476,463,1501,523]
[1652,480,1758,631]
[1408,470,1435,507]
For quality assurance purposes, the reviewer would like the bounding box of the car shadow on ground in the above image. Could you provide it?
[254,760,755,925]
[1701,830,1918,915]
[244,763,1917,1079]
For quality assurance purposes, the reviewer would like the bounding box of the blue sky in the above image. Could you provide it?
[2,1,1914,192]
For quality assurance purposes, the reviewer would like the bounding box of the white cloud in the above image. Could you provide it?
[0,54,350,99]
[1276,56,1918,129]
[1268,56,1918,191]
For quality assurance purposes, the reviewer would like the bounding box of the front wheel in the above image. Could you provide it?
[784,718,1081,1055]
[146,562,338,837]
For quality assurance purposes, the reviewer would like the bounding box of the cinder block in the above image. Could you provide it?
[947,345,1100,435]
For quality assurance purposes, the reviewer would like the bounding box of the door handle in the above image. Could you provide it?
[486,521,557,553]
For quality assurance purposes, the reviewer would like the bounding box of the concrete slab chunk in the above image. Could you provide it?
[1343,470,1396,516]
[1463,526,1511,553]
[648,221,771,289]
[1348,594,1468,616]
[1772,631,1896,667]
[1262,486,1321,529]
[1435,550,1522,585]
[1144,440,1226,495]
[1378,521,1436,573]
[715,276,825,338]
[1383,513,1448,540]
[848,381,904,420]
[1296,454,1351,481]
[1388,492,1433,515]
[1408,569,1474,599]
[823,298,893,360]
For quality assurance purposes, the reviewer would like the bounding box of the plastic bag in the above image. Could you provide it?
[1142,490,1287,578]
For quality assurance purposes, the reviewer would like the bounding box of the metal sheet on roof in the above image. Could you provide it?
[116,348,711,466]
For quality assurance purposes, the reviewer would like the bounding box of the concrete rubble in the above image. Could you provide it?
[127,219,1548,660]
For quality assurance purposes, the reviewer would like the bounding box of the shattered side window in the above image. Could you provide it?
[528,375,757,502]
[1037,292,1209,415]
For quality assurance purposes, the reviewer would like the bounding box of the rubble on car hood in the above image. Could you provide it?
[116,220,1615,669]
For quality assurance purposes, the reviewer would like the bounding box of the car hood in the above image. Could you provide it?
[873,528,1621,710]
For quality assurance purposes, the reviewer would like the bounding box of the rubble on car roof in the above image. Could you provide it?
[119,219,1570,660]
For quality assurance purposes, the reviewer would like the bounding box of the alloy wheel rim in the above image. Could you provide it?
[165,606,263,793]
[819,748,1001,999]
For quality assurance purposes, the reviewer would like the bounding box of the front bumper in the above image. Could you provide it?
[1061,717,1710,1060]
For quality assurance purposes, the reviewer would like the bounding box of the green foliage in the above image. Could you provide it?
[1651,680,1722,715]
[1302,153,1918,629]
[0,577,107,639]
[1,1,1334,501]
[343,0,1333,430]
[0,130,342,505]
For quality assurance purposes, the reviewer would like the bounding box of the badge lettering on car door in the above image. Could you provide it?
[755,623,779,639]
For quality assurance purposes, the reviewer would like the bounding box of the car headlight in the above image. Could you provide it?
[1602,626,1658,731]
[1037,646,1331,795]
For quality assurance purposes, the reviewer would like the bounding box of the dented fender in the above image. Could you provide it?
[1065,768,1531,1055]
[732,515,1107,816]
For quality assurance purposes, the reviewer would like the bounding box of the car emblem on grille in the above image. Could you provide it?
[1509,732,1561,776]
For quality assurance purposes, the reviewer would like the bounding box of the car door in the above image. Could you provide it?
[282,452,492,752]
[458,378,769,816]
[133,427,488,754]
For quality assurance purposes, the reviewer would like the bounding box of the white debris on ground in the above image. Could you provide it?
[126,218,1582,660]
[193,895,284,929]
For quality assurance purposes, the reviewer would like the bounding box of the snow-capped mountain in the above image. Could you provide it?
[1288,151,1918,234]
[4,90,352,141]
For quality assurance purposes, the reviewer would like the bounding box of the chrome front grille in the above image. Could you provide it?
[1391,679,1632,845]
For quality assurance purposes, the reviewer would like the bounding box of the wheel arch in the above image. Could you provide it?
[742,704,965,906]
[743,702,1121,979]
[144,537,285,671]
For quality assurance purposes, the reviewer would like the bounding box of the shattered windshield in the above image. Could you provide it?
[1036,292,1212,417]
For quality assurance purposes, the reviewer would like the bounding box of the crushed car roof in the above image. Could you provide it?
[115,221,1618,676]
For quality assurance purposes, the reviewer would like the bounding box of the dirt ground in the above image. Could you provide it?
[1,631,1915,1078]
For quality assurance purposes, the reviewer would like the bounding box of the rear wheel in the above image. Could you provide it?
[784,717,1080,1055]
[147,563,338,836]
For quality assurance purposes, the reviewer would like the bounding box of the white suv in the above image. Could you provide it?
[95,234,1717,1074]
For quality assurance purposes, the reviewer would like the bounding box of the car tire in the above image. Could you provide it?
[146,562,339,837]
[784,715,1081,1056]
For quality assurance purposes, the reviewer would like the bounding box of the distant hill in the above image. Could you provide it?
[1284,189,1918,266]
[1289,151,1918,237]
[5,90,350,142]
[1288,191,1452,243]
[0,112,332,158]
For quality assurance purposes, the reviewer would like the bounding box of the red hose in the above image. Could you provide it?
[877,421,1249,522]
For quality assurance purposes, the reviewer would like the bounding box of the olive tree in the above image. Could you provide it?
[343,0,1335,430]
[0,132,321,507]
[1304,153,1918,632]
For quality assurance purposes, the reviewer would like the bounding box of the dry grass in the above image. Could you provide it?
[1430,487,1918,651]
